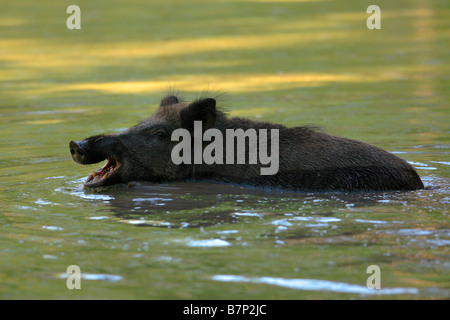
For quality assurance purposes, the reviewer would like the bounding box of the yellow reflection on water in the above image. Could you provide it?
[0,31,351,70]
[0,18,25,27]
[22,119,67,125]
[23,72,406,96]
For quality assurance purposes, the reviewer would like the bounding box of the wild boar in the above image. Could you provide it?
[69,94,424,191]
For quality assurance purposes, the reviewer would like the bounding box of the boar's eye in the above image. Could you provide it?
[154,130,168,139]
[143,126,169,139]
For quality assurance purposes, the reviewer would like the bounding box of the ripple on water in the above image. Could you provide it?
[233,212,262,217]
[216,230,239,235]
[59,273,122,282]
[70,191,114,201]
[35,198,53,205]
[270,216,341,227]
[42,226,63,231]
[187,239,231,247]
[120,219,172,227]
[395,229,434,236]
[132,197,173,202]
[212,275,419,295]
[354,219,388,224]
[88,216,109,220]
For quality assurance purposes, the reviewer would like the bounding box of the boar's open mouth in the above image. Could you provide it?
[84,157,122,188]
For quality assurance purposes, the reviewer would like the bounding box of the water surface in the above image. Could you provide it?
[0,0,449,299]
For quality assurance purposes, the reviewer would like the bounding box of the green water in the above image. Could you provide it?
[0,0,449,299]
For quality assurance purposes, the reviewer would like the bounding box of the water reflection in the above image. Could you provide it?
[81,181,377,229]
[66,174,449,232]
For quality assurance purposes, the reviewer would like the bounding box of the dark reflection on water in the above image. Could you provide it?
[79,178,447,229]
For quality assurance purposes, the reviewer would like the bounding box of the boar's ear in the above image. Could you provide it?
[160,95,179,107]
[180,98,216,131]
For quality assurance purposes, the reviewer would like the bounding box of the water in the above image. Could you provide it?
[1,167,448,299]
[0,0,449,299]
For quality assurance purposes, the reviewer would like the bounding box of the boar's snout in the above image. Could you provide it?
[70,140,90,164]
[70,135,120,166]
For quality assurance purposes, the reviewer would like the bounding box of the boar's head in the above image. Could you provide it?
[69,95,217,188]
